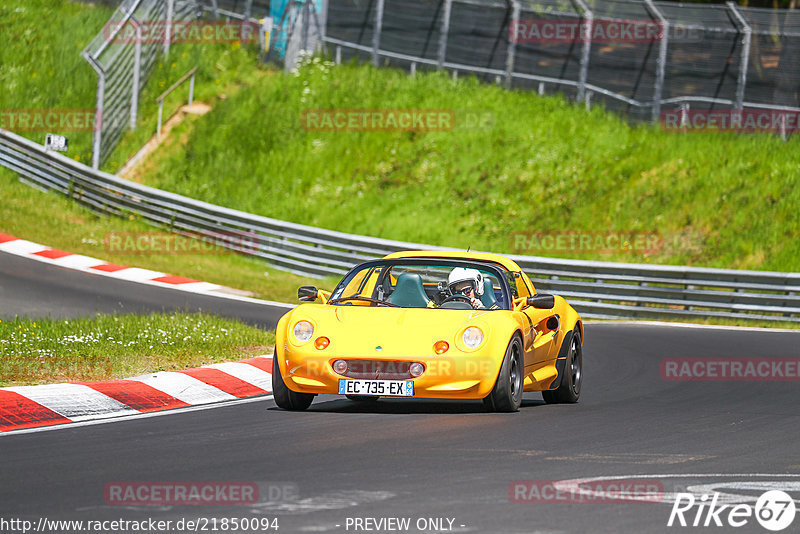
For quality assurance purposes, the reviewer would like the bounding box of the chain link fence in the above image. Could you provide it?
[323,0,800,129]
[81,0,200,169]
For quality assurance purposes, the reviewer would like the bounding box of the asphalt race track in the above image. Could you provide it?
[2,251,799,533]
[0,251,287,329]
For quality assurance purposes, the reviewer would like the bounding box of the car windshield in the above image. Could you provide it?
[328,259,510,310]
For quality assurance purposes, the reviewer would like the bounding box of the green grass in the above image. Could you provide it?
[136,57,800,272]
[0,313,275,386]
[0,0,267,172]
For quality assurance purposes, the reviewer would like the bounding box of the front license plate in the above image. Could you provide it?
[338,379,414,397]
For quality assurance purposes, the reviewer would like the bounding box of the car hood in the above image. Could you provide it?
[289,304,495,356]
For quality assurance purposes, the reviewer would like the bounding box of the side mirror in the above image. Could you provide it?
[526,294,555,309]
[298,286,319,302]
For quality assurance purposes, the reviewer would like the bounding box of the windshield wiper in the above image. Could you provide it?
[327,296,400,307]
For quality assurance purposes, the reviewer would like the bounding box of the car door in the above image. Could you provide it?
[512,272,559,365]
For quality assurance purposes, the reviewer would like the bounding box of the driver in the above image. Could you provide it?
[447,267,487,309]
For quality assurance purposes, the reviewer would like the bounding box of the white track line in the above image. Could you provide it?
[584,320,800,333]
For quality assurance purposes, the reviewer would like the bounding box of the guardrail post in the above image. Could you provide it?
[189,71,195,105]
[726,1,751,110]
[572,0,593,103]
[505,0,520,88]
[157,101,164,142]
[372,0,385,66]
[437,0,452,69]
[645,0,669,122]
[130,18,142,131]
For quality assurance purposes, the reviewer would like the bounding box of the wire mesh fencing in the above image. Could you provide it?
[81,0,200,169]
[323,0,800,133]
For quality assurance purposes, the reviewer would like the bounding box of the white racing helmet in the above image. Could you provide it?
[447,267,484,297]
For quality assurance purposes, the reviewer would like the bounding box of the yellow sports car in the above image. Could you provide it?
[272,251,583,412]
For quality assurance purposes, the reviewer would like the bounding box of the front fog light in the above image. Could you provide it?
[409,363,424,378]
[333,360,348,374]
[462,327,484,349]
[293,320,314,343]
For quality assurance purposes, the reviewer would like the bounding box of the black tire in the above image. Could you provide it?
[272,352,314,411]
[542,328,582,404]
[483,336,524,412]
[346,395,379,402]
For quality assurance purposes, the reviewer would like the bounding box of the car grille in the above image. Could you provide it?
[342,360,413,380]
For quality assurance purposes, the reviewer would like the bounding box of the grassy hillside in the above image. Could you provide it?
[0,0,265,171]
[134,58,800,272]
[2,1,798,274]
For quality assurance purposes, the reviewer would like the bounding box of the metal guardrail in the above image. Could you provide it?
[1,128,798,323]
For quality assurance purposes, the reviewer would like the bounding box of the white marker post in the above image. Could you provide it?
[44,134,69,153]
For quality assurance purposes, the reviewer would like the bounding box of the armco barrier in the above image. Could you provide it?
[1,129,798,323]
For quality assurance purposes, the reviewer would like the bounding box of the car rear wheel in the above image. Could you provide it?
[272,352,315,411]
[542,328,582,404]
[483,335,524,412]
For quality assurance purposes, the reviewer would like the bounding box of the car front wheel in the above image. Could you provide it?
[272,352,315,411]
[483,335,524,412]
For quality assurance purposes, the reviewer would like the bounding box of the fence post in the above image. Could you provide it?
[645,0,669,122]
[164,0,174,56]
[437,0,452,69]
[726,1,751,110]
[131,18,142,131]
[372,0,385,66]
[302,0,310,51]
[84,55,106,170]
[245,0,253,18]
[572,0,593,103]
[505,0,520,88]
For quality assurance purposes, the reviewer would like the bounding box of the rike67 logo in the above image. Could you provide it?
[668,490,796,531]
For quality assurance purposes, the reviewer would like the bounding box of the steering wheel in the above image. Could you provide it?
[441,294,472,305]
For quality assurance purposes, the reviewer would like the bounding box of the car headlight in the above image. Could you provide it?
[462,327,484,349]
[293,320,314,343]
